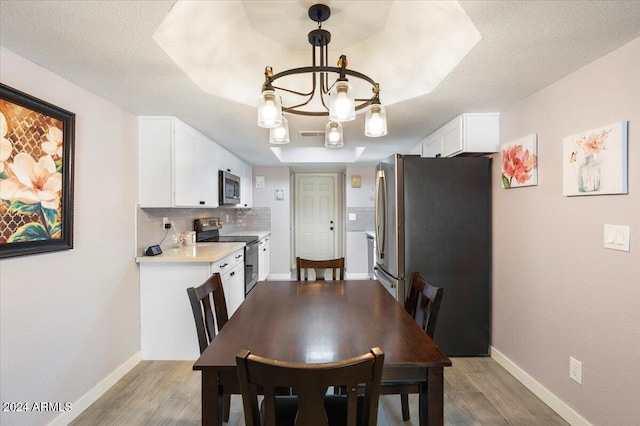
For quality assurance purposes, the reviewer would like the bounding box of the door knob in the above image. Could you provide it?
[330,226,334,231]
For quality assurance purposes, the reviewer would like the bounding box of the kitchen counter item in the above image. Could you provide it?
[135,242,245,263]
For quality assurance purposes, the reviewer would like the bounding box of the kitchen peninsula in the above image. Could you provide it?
[136,242,245,360]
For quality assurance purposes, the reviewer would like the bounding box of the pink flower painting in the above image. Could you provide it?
[501,135,538,188]
[562,122,628,196]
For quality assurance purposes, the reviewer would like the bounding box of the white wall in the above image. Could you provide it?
[345,165,375,208]
[493,37,640,425]
[345,165,375,276]
[0,47,140,425]
[252,166,291,278]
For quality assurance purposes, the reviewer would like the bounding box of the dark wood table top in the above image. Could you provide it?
[194,280,451,373]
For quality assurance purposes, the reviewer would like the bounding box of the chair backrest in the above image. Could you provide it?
[296,257,345,281]
[413,275,445,339]
[237,347,384,426]
[186,273,229,354]
[404,271,427,318]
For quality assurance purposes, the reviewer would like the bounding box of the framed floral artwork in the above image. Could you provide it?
[0,84,75,258]
[501,134,538,188]
[562,122,628,196]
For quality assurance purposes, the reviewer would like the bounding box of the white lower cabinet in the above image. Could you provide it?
[258,236,270,281]
[140,249,244,360]
[218,251,245,316]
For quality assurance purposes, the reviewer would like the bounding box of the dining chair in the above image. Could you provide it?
[236,347,384,426]
[186,273,231,421]
[384,271,445,421]
[296,257,345,281]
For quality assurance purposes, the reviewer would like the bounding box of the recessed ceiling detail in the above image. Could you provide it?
[153,0,481,109]
[270,147,366,163]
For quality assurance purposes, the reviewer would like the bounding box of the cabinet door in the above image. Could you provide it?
[222,262,245,317]
[240,162,253,207]
[218,148,238,175]
[138,117,173,207]
[173,123,201,207]
[198,137,218,207]
[440,118,463,157]
[422,137,441,158]
[263,241,270,278]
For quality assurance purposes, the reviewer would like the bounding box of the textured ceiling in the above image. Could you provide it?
[153,1,480,110]
[1,1,639,170]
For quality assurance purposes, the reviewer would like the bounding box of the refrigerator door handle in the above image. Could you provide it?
[373,266,399,300]
[374,169,386,259]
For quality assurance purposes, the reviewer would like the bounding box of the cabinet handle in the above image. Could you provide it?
[227,168,231,172]
[263,248,266,252]
[235,254,242,259]
[435,153,441,158]
[220,263,228,268]
[199,201,205,205]
[230,271,235,276]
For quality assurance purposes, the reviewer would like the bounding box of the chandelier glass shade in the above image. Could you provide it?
[325,121,344,148]
[269,115,290,144]
[364,102,387,137]
[257,89,282,128]
[257,4,387,145]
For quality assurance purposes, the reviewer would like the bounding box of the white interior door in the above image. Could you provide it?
[295,174,337,260]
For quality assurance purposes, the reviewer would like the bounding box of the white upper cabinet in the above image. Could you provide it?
[239,162,253,208]
[139,116,253,209]
[421,113,499,158]
[139,117,218,208]
[217,148,239,176]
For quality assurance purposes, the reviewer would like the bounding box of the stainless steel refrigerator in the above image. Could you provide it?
[374,154,491,356]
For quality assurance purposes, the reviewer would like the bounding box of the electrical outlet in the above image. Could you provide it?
[569,357,583,384]
[162,217,171,230]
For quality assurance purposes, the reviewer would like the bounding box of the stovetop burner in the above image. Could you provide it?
[194,217,258,244]
[199,235,259,244]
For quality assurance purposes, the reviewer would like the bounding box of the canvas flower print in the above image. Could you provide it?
[562,122,628,196]
[501,134,538,188]
[0,84,75,258]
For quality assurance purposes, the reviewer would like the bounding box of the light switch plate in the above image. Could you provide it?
[348,213,356,221]
[604,224,630,252]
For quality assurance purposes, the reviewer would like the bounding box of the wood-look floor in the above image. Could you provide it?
[70,357,568,425]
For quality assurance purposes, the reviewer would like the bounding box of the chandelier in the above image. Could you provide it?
[257,4,388,147]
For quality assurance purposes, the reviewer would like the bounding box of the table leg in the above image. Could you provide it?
[202,370,222,426]
[419,367,444,426]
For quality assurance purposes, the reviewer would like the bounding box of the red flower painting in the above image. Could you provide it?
[501,136,538,188]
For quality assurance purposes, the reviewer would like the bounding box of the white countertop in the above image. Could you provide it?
[223,230,271,240]
[136,242,246,263]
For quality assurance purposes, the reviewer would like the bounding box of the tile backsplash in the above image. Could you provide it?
[136,206,271,255]
[345,207,374,232]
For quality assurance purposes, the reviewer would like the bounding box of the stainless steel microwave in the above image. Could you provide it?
[219,170,241,205]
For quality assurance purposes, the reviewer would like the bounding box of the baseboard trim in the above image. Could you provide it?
[49,351,142,426]
[266,273,294,280]
[345,272,371,279]
[490,346,591,426]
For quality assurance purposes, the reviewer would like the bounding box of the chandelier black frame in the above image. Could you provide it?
[260,4,382,117]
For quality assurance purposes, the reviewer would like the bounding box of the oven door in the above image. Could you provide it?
[244,241,259,295]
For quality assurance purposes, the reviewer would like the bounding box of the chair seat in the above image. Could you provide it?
[262,395,364,426]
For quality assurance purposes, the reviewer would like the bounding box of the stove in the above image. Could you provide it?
[194,217,259,294]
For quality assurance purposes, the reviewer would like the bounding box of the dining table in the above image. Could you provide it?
[193,279,452,425]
